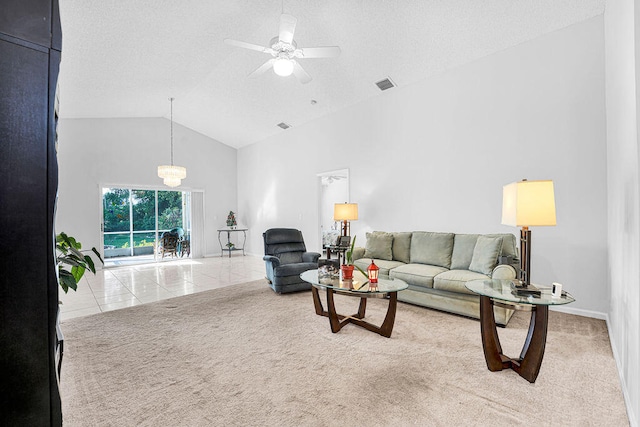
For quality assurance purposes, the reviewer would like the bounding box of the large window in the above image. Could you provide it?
[102,187,189,259]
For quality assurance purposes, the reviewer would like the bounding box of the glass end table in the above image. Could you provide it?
[465,279,575,383]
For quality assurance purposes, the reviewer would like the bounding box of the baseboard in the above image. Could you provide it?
[550,303,636,425]
[549,305,607,320]
[605,314,638,427]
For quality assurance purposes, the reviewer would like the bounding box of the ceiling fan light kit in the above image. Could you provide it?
[273,57,294,76]
[224,13,341,84]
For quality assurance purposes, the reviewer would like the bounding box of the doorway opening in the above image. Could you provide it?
[101,187,191,266]
[317,169,349,252]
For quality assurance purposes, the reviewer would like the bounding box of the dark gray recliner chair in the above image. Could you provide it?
[263,228,321,293]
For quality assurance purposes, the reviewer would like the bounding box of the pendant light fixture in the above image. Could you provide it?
[157,97,186,187]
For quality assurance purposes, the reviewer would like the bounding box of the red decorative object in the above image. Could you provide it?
[367,260,379,283]
[341,264,354,280]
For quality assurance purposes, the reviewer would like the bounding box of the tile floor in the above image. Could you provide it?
[59,255,266,321]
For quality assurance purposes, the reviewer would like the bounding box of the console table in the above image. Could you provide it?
[217,228,247,257]
[465,279,575,383]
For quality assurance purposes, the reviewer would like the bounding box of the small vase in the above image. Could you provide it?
[341,264,354,280]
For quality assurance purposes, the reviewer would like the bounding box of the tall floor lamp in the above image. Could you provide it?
[501,179,556,289]
[334,202,358,237]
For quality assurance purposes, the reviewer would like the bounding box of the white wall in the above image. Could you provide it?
[238,17,607,316]
[605,0,640,424]
[56,117,237,258]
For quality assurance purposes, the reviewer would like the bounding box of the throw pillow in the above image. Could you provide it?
[364,232,393,261]
[468,236,503,276]
[450,234,479,270]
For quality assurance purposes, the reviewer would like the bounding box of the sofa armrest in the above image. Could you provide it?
[491,264,516,280]
[263,255,281,267]
[352,247,366,261]
[302,252,321,263]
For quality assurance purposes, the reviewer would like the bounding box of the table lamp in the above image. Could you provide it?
[502,179,556,289]
[334,202,358,237]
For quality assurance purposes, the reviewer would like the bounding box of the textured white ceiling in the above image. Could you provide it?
[58,0,604,148]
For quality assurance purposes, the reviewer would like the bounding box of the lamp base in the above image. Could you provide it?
[510,281,541,297]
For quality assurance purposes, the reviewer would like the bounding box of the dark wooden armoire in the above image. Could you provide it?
[0,0,63,425]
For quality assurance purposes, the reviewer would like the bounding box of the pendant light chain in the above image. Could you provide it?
[170,97,174,166]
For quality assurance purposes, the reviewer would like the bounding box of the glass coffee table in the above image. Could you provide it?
[300,269,408,338]
[465,279,575,383]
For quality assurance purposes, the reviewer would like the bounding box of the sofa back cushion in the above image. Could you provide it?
[468,236,503,275]
[364,232,394,261]
[450,234,479,270]
[391,232,412,263]
[410,232,454,268]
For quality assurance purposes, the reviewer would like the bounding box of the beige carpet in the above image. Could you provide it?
[60,280,629,426]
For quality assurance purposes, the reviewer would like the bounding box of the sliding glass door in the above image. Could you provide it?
[102,187,190,259]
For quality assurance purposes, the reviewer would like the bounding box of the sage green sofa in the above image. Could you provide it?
[352,231,519,326]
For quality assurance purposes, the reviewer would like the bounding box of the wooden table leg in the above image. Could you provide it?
[311,286,326,316]
[513,305,548,383]
[478,295,549,383]
[326,288,349,333]
[479,296,508,371]
[348,292,399,338]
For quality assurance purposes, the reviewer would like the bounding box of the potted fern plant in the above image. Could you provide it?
[56,232,103,293]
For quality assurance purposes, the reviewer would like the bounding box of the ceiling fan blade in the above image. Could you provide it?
[224,38,271,54]
[296,46,341,58]
[248,59,276,78]
[279,14,297,44]
[292,61,312,84]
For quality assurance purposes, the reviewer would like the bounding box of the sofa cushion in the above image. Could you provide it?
[468,236,503,275]
[364,232,393,261]
[390,263,448,288]
[433,269,490,295]
[450,234,479,270]
[410,232,454,268]
[391,232,412,264]
[354,258,404,278]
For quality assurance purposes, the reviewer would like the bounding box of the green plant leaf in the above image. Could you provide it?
[71,265,86,283]
[92,247,104,264]
[59,256,82,267]
[58,270,77,293]
[355,265,367,277]
[84,254,96,274]
[346,235,357,265]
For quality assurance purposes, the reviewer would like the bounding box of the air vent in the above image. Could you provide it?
[277,122,291,130]
[375,77,396,91]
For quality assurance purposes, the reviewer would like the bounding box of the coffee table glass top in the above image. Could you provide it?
[465,279,575,306]
[300,269,408,294]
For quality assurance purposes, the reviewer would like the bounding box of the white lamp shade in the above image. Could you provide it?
[502,180,556,227]
[273,58,294,76]
[334,203,358,221]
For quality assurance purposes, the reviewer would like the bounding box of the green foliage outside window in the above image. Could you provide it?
[103,189,184,249]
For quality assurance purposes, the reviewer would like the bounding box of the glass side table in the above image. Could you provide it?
[465,279,575,383]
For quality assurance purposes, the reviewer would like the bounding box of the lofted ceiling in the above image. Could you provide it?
[58,0,604,149]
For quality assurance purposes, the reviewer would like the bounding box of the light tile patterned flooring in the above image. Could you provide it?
[59,255,266,321]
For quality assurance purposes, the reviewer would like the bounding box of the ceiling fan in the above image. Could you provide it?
[224,13,341,84]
